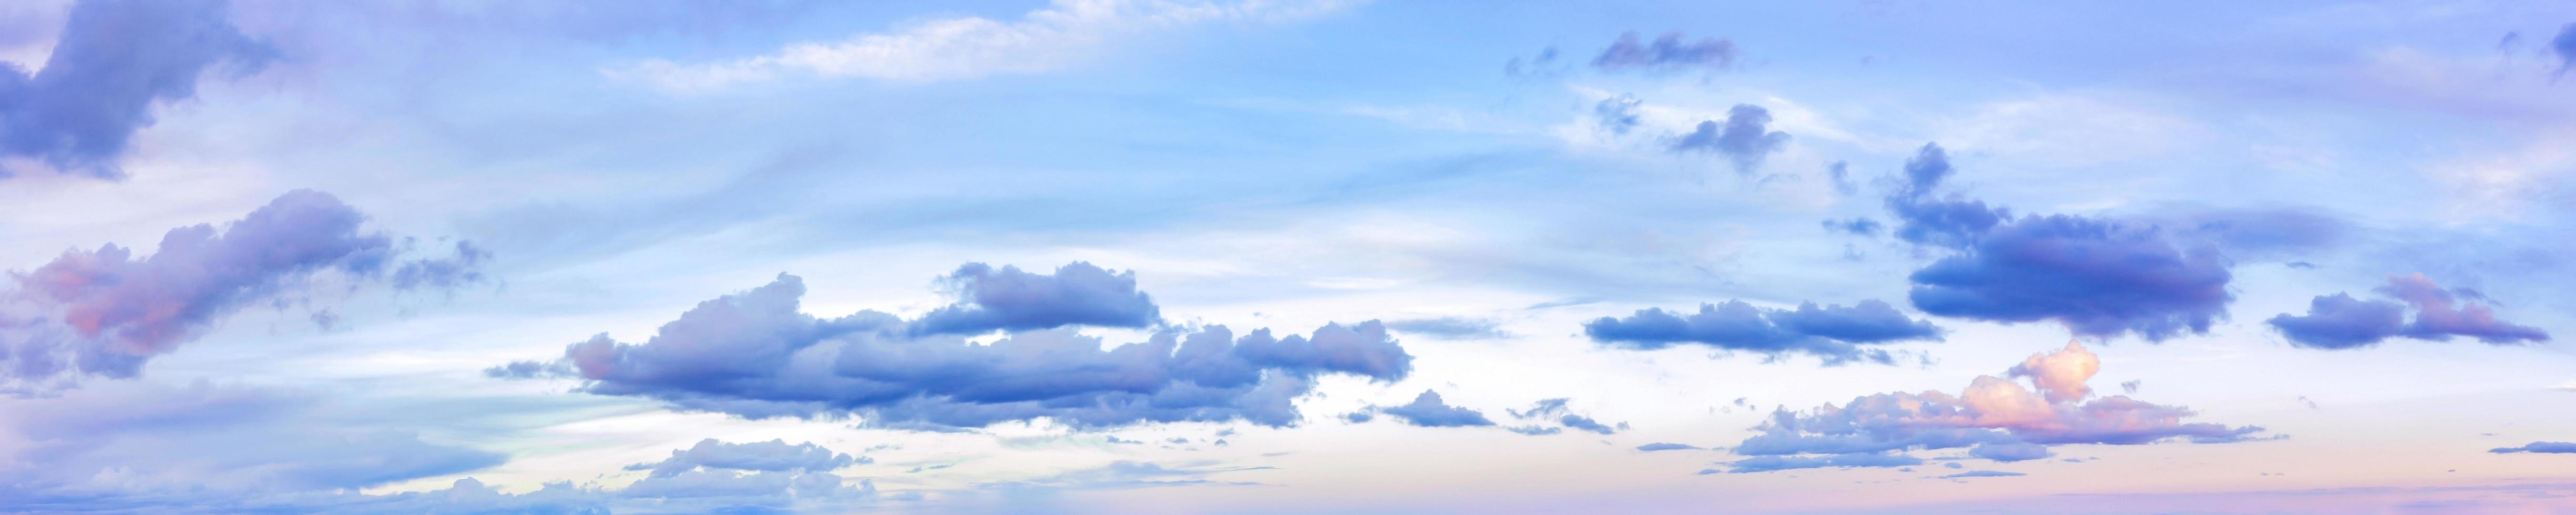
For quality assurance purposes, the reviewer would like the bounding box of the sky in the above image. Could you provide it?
[3,0,2575,513]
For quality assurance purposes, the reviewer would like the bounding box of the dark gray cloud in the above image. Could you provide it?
[2491,441,2576,454]
[0,0,272,178]
[910,262,1161,336]
[1583,299,1941,365]
[1382,316,1509,340]
[1670,104,1791,174]
[1592,31,1736,72]
[1372,390,1494,428]
[497,268,1412,430]
[2268,274,2550,349]
[3,190,483,385]
[1721,342,2270,473]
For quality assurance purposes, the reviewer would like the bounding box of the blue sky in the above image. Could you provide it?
[4,0,2576,512]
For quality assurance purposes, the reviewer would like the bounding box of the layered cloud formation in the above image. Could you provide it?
[1720,342,2271,473]
[2,190,484,387]
[1584,299,1941,365]
[2268,274,2551,349]
[494,265,1414,430]
[0,0,271,178]
[1885,144,2236,341]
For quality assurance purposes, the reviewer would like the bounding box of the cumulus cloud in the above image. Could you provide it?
[1882,143,2234,342]
[496,267,1412,430]
[617,0,1352,90]
[1369,390,1494,427]
[1720,341,2271,473]
[2268,274,2550,349]
[1670,104,1791,174]
[0,0,272,178]
[1584,299,1941,365]
[2490,441,2576,454]
[1591,31,1736,72]
[2,190,484,387]
[911,262,1162,336]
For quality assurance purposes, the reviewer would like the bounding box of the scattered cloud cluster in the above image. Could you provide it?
[0,0,272,178]
[1585,299,1941,365]
[2,190,485,387]
[493,266,1413,430]
[2268,274,2550,349]
[1720,341,2272,473]
[1886,143,2235,341]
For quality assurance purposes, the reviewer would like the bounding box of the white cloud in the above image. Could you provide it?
[616,0,1356,91]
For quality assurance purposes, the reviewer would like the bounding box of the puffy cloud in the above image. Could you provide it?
[2490,442,2576,454]
[632,439,868,478]
[498,267,1413,430]
[1721,341,2270,473]
[910,262,1162,336]
[2,190,485,386]
[1670,104,1791,174]
[1635,442,1702,452]
[1591,31,1736,72]
[1382,316,1508,340]
[1884,144,2008,249]
[1372,390,1494,428]
[1584,299,1941,365]
[2268,274,2550,349]
[1906,214,2233,342]
[0,0,272,178]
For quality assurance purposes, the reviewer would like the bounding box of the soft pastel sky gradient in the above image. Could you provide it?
[4,1,2576,513]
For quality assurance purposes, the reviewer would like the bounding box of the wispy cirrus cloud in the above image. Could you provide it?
[615,0,1356,91]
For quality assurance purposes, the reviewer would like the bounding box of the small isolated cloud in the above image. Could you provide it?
[2490,442,2576,454]
[1591,31,1736,72]
[1941,470,2027,479]
[632,439,868,478]
[1823,218,1882,237]
[1585,299,1941,365]
[0,0,272,178]
[1637,442,1702,452]
[1499,398,1621,436]
[1371,390,1495,428]
[494,266,1412,430]
[1670,104,1791,174]
[911,262,1163,336]
[1885,143,2234,342]
[4,190,484,387]
[1593,94,1642,135]
[1827,161,1859,195]
[1382,316,1509,340]
[2268,274,2550,349]
[1720,341,2272,473]
[617,0,1352,90]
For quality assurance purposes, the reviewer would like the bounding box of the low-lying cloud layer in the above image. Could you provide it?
[1720,341,2272,473]
[493,265,1414,430]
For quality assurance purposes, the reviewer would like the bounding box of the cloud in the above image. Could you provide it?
[1382,316,1509,340]
[1721,341,2271,473]
[1670,104,1791,174]
[632,439,869,478]
[1371,390,1494,428]
[1593,94,1641,135]
[0,0,272,178]
[2267,274,2550,349]
[2491,442,2576,454]
[1822,218,1882,237]
[1884,143,2008,249]
[2,190,485,387]
[2554,23,2576,78]
[1559,415,1617,435]
[910,262,1162,336]
[1941,470,2027,479]
[497,267,1412,430]
[983,460,1273,490]
[1591,31,1736,72]
[1636,442,1702,452]
[616,0,1353,90]
[1906,213,2233,342]
[1584,299,1941,365]
[1827,161,1858,195]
